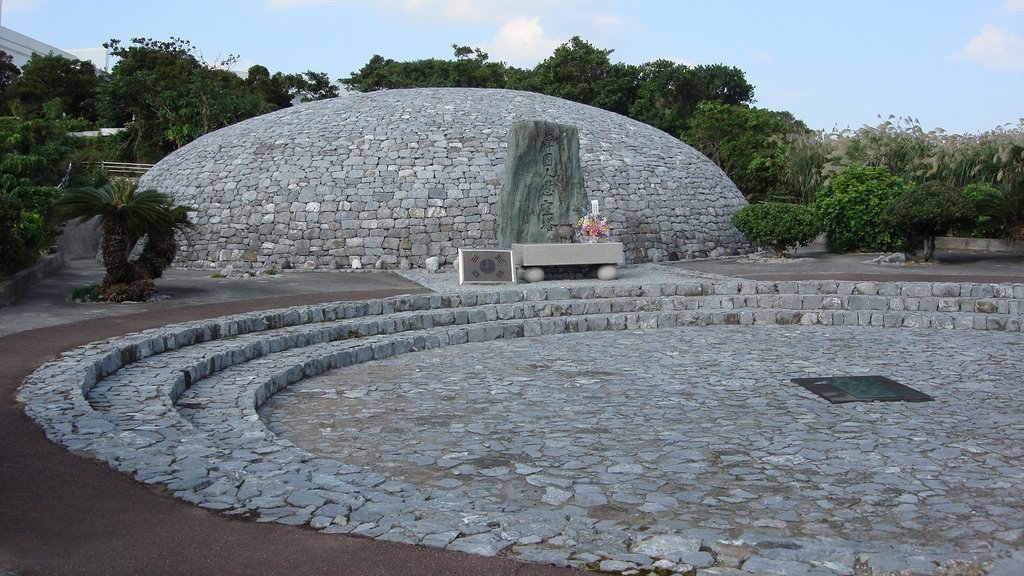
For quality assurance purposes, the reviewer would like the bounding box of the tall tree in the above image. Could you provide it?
[682,102,808,202]
[245,64,294,111]
[449,45,512,88]
[0,50,21,105]
[341,45,514,92]
[4,53,101,121]
[98,37,264,161]
[628,59,690,135]
[630,61,754,136]
[512,36,638,114]
[285,70,339,101]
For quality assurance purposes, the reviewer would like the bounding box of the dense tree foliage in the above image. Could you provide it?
[0,114,88,276]
[244,65,294,112]
[284,70,339,102]
[631,60,753,136]
[4,53,102,121]
[342,45,513,92]
[98,38,263,160]
[342,37,756,139]
[814,166,911,253]
[0,115,85,184]
[0,177,62,276]
[0,50,22,104]
[94,38,342,161]
[682,102,809,203]
[511,37,639,115]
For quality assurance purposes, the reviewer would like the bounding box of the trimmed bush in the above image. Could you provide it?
[814,165,910,253]
[730,202,821,257]
[882,182,975,260]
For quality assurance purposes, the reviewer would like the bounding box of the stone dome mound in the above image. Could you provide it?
[139,88,751,271]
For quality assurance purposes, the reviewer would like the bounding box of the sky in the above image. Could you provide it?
[2,0,1022,135]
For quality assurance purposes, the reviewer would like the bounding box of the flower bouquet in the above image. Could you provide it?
[577,208,610,242]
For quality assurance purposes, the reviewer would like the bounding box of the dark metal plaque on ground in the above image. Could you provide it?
[791,375,933,403]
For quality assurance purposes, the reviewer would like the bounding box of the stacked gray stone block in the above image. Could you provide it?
[138,88,752,271]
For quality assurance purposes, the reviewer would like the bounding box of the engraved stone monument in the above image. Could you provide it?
[497,120,589,247]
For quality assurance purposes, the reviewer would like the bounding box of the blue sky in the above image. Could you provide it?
[2,0,1022,135]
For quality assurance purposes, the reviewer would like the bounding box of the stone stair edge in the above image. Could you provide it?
[24,278,1024,410]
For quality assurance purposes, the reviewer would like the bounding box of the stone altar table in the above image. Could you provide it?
[512,242,624,283]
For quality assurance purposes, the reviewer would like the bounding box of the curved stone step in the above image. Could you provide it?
[18,277,1024,571]
[25,278,1024,462]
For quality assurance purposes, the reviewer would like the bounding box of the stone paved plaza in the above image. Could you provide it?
[260,326,1024,574]
[16,266,1024,575]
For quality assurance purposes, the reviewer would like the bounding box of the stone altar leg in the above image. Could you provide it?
[596,264,617,280]
[521,267,545,283]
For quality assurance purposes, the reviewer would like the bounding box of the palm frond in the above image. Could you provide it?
[55,185,118,224]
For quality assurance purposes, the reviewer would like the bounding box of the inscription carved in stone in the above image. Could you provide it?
[497,120,588,247]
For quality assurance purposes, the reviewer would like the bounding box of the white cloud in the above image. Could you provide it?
[2,0,42,13]
[963,25,1024,70]
[265,0,337,9]
[430,0,594,24]
[265,0,600,26]
[486,17,564,66]
[653,56,696,67]
[591,12,641,37]
[750,51,774,62]
[1005,0,1024,11]
[262,0,615,67]
[592,13,625,29]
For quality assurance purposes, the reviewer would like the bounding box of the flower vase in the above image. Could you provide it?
[583,235,599,243]
[556,224,576,243]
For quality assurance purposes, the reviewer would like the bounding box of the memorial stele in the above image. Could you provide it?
[497,119,588,246]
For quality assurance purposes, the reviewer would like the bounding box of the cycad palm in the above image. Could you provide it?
[977,181,1024,242]
[57,179,182,301]
[138,204,193,279]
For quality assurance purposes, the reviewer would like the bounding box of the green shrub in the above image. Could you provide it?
[0,185,62,277]
[71,284,100,302]
[882,182,975,260]
[814,165,910,253]
[731,202,821,257]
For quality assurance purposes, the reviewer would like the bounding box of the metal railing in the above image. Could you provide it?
[92,161,155,178]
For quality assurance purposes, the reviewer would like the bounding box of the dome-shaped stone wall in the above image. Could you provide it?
[139,88,751,270]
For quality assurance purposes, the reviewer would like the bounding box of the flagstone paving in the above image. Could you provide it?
[259,325,1024,574]
[14,264,1024,575]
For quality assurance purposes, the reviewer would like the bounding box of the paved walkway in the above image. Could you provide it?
[667,248,1024,284]
[1,262,577,576]
[2,255,1024,575]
